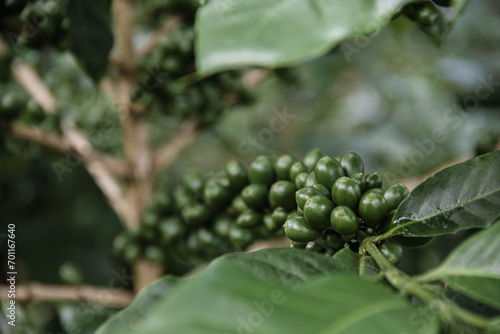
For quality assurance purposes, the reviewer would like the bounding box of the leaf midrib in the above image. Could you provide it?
[392,186,499,233]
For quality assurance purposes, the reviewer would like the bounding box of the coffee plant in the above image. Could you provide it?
[1,0,499,333]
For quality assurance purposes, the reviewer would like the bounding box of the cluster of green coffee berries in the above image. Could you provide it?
[137,3,253,123]
[1,0,69,50]
[280,149,431,264]
[401,0,453,27]
[112,155,306,272]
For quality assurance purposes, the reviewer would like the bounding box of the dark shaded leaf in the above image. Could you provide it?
[65,0,113,81]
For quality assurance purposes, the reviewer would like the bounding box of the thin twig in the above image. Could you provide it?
[11,60,57,113]
[61,121,130,226]
[10,122,131,178]
[138,15,182,56]
[153,116,201,173]
[10,122,69,153]
[0,284,133,308]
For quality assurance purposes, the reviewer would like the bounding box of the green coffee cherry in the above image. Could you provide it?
[289,162,309,181]
[197,228,216,248]
[231,195,249,214]
[305,240,323,252]
[364,172,382,190]
[213,214,233,238]
[314,156,345,189]
[310,183,331,199]
[174,184,194,208]
[384,183,410,212]
[159,216,186,243]
[305,171,318,187]
[225,160,248,191]
[236,209,263,227]
[112,231,130,255]
[214,171,232,190]
[123,243,142,263]
[303,148,325,170]
[275,154,297,180]
[295,187,325,210]
[186,232,203,254]
[351,173,366,193]
[229,224,253,249]
[271,207,288,226]
[330,206,360,240]
[269,180,297,211]
[249,155,275,186]
[331,176,361,211]
[290,241,308,249]
[378,239,404,264]
[365,188,384,196]
[295,172,308,189]
[340,151,364,176]
[263,213,280,232]
[181,203,211,226]
[241,183,269,211]
[358,192,388,227]
[182,170,205,194]
[317,230,345,251]
[284,214,321,242]
[303,195,334,229]
[396,235,433,248]
[204,179,232,207]
[416,2,439,26]
[145,245,165,263]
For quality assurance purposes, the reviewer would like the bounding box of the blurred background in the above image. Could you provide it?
[1,0,500,332]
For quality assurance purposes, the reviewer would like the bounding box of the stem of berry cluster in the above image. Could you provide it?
[363,239,498,331]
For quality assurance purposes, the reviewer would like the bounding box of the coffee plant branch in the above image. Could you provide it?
[11,60,57,113]
[0,283,133,308]
[8,59,133,226]
[363,239,498,331]
[112,0,165,291]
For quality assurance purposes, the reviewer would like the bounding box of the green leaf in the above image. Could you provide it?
[96,249,439,334]
[386,151,500,238]
[419,222,500,310]
[65,0,113,81]
[96,276,179,334]
[195,0,419,76]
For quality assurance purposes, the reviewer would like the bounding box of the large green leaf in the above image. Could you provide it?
[97,249,439,334]
[96,276,179,334]
[419,222,500,310]
[195,0,419,76]
[65,0,113,81]
[385,151,500,238]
